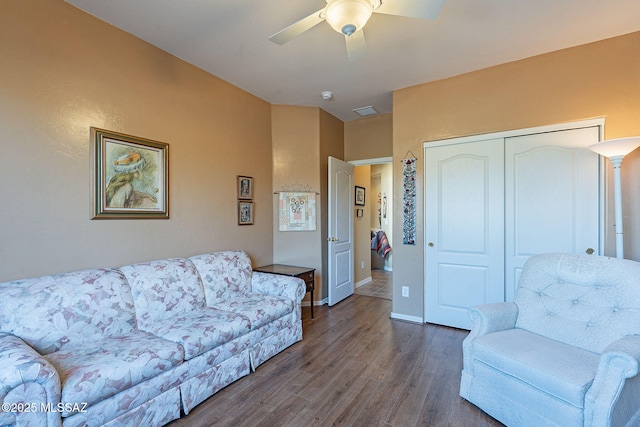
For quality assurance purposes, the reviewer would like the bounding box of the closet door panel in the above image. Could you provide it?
[505,127,600,301]
[425,138,504,330]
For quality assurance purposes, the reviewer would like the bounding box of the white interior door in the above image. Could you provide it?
[328,156,354,306]
[425,138,505,329]
[504,127,601,300]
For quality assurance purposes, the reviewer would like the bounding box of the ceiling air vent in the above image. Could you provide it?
[352,106,378,117]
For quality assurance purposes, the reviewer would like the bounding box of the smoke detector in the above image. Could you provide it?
[321,91,333,100]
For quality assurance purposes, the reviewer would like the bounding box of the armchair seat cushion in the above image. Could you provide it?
[142,307,251,360]
[213,294,294,330]
[44,332,184,412]
[474,328,600,407]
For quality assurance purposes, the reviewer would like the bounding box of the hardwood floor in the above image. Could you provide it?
[355,269,392,300]
[168,295,504,427]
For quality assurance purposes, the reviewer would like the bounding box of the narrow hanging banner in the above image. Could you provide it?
[402,157,417,245]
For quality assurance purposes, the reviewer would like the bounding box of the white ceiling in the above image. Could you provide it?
[65,0,640,122]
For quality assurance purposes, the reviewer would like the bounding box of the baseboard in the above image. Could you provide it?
[355,277,373,288]
[302,297,328,307]
[390,312,423,324]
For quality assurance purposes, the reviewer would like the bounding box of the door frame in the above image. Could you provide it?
[422,118,606,323]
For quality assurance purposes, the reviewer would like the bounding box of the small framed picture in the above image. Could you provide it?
[238,201,254,225]
[356,208,363,218]
[237,176,253,200]
[355,186,366,206]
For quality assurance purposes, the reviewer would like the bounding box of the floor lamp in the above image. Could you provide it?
[588,136,640,259]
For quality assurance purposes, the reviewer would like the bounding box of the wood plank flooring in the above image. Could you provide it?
[168,295,504,427]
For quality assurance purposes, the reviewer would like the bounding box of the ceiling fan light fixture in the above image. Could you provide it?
[324,0,375,36]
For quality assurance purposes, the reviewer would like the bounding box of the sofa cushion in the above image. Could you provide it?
[44,332,184,413]
[0,268,137,355]
[515,253,640,353]
[189,251,253,305]
[473,328,599,408]
[214,294,294,330]
[120,258,206,329]
[141,307,251,360]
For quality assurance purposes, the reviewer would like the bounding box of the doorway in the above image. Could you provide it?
[351,157,393,300]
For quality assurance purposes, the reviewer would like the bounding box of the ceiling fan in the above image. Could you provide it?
[269,0,445,61]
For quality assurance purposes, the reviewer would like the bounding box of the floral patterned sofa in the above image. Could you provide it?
[0,250,305,427]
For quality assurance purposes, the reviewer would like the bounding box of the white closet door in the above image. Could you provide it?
[425,138,505,329]
[504,127,601,301]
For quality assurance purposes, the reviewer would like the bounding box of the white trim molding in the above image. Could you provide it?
[355,277,373,288]
[390,312,424,324]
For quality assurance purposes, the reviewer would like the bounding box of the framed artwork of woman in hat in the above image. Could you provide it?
[91,127,169,219]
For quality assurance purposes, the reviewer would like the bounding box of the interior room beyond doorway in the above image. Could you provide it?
[352,158,393,300]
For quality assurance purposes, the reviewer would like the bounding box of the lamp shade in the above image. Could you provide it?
[325,0,374,36]
[588,137,640,159]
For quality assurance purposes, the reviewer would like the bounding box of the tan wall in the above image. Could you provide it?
[271,105,322,304]
[344,113,393,161]
[0,0,273,281]
[354,166,371,285]
[319,109,345,300]
[392,31,640,319]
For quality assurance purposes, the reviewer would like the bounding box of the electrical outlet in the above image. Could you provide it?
[361,261,365,269]
[402,286,409,297]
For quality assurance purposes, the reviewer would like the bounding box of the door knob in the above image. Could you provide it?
[585,248,595,255]
[327,237,339,242]
[428,242,435,248]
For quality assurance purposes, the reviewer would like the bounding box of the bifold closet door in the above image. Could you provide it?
[425,126,601,330]
[504,127,601,301]
[425,138,505,329]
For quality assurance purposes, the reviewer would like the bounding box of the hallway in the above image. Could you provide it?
[355,269,392,300]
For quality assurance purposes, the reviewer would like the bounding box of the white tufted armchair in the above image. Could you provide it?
[460,253,640,427]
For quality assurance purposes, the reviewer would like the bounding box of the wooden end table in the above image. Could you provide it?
[254,264,315,319]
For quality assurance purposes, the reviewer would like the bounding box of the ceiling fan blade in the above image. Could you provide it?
[346,30,367,62]
[269,8,325,45]
[375,0,445,20]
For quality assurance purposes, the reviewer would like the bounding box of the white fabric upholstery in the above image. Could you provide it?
[460,253,640,427]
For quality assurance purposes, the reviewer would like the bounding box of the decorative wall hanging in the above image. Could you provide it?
[91,127,169,219]
[278,192,317,231]
[238,201,254,225]
[402,153,417,245]
[355,186,366,206]
[237,176,253,200]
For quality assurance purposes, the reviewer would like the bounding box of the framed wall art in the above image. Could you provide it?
[91,127,169,219]
[278,192,316,231]
[237,176,253,200]
[238,201,254,225]
[355,186,366,206]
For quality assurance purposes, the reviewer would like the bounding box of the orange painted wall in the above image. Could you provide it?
[0,0,273,280]
[344,113,393,161]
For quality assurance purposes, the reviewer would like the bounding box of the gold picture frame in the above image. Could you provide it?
[238,201,254,225]
[91,127,169,219]
[237,175,253,200]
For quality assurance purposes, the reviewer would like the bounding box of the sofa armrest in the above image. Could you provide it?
[585,335,640,427]
[251,272,306,303]
[0,333,61,427]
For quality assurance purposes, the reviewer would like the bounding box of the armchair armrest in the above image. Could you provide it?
[462,302,518,373]
[585,335,640,427]
[251,272,306,303]
[0,333,61,427]
[467,302,519,337]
